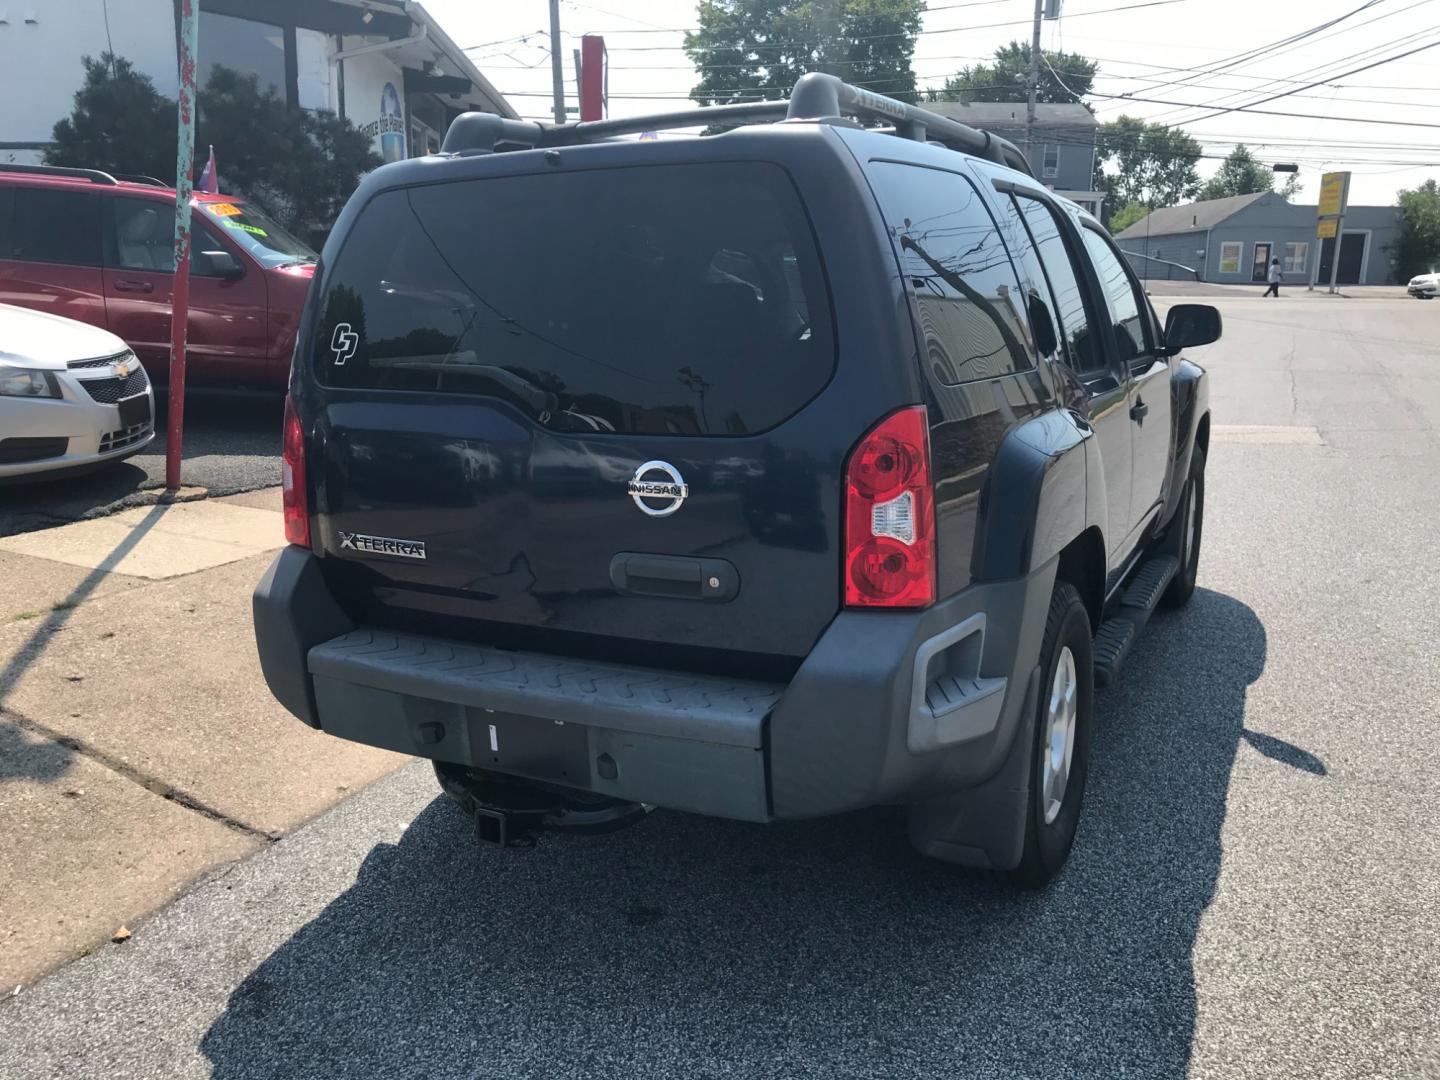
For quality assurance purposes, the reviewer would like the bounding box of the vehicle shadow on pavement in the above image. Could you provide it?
[201,589,1317,1080]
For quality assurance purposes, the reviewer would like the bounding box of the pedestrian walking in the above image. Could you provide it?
[1263,257,1283,297]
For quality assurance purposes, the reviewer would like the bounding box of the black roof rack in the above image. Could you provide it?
[439,73,1034,178]
[0,162,119,185]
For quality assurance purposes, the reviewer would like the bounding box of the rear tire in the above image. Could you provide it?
[1160,447,1205,609]
[1003,581,1094,890]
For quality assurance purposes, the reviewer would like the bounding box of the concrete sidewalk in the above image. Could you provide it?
[1143,281,1413,300]
[0,488,407,989]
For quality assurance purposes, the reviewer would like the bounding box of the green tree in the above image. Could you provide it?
[1108,202,1149,233]
[1092,115,1202,213]
[1393,178,1440,280]
[197,66,380,243]
[1199,144,1278,201]
[46,54,174,178]
[45,56,379,244]
[929,41,1097,103]
[685,0,925,105]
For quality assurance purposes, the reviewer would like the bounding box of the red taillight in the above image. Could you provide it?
[281,394,310,548]
[844,405,935,608]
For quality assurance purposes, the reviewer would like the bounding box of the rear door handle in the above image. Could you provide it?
[1130,399,1149,422]
[609,552,739,602]
[113,280,155,294]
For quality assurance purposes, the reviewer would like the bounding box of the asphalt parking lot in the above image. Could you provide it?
[0,391,282,536]
[1,294,1437,1079]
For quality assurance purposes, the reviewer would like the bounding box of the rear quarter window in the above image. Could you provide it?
[313,161,835,437]
[1,186,100,266]
[864,161,1034,386]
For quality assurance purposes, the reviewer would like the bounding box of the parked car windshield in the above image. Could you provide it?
[311,161,835,436]
[198,200,315,267]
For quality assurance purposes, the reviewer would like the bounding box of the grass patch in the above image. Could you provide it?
[13,611,40,621]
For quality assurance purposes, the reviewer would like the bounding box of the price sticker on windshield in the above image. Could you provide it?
[209,203,243,217]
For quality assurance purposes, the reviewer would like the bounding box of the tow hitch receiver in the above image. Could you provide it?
[472,805,513,847]
[436,762,652,848]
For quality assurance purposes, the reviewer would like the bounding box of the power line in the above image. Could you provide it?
[1129,0,1389,86]
[1133,20,1440,124]
[1039,41,1440,130]
[1089,0,1428,116]
[602,0,1187,52]
[561,0,1013,34]
[1160,34,1440,127]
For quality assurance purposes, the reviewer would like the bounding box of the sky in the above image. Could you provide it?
[423,0,1440,207]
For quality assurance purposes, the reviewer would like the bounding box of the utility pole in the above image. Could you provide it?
[1025,0,1043,173]
[166,0,199,492]
[548,0,565,124]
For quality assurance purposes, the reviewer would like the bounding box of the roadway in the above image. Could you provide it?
[1,293,1437,1079]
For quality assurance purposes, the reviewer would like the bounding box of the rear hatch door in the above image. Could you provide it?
[306,151,868,664]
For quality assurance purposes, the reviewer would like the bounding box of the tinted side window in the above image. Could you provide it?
[109,197,229,277]
[315,162,834,437]
[1082,228,1149,364]
[6,188,100,266]
[995,195,1064,364]
[0,188,11,258]
[866,161,1034,385]
[1013,194,1105,376]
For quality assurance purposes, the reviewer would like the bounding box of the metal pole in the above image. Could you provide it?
[548,0,565,123]
[1327,173,1350,295]
[1025,0,1043,171]
[165,0,198,492]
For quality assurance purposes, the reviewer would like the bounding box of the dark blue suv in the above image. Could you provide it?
[254,75,1219,887]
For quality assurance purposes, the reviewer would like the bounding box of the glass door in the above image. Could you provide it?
[1251,242,1272,282]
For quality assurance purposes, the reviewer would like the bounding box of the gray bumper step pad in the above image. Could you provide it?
[307,629,784,748]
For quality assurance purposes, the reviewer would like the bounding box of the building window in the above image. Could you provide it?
[1283,241,1308,275]
[1218,241,1242,275]
[1042,143,1059,178]
[199,12,287,97]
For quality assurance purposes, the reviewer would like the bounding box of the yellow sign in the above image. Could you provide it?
[1316,218,1338,239]
[1318,172,1347,218]
[208,202,243,217]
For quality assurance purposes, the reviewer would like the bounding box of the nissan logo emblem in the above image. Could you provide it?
[627,460,689,517]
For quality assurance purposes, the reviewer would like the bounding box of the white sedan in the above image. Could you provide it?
[1408,272,1439,299]
[0,303,155,480]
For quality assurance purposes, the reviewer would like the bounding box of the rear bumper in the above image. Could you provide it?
[254,547,1053,823]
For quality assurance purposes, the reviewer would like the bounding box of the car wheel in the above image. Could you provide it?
[1161,447,1205,608]
[1003,580,1094,890]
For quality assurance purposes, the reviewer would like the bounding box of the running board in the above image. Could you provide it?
[1093,555,1178,687]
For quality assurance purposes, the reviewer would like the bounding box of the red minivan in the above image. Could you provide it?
[0,164,317,388]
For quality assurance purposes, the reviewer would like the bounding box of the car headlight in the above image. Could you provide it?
[0,366,60,398]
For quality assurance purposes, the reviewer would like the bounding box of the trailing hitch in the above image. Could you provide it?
[435,763,652,848]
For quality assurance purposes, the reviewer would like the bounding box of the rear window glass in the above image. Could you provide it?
[314,162,834,436]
